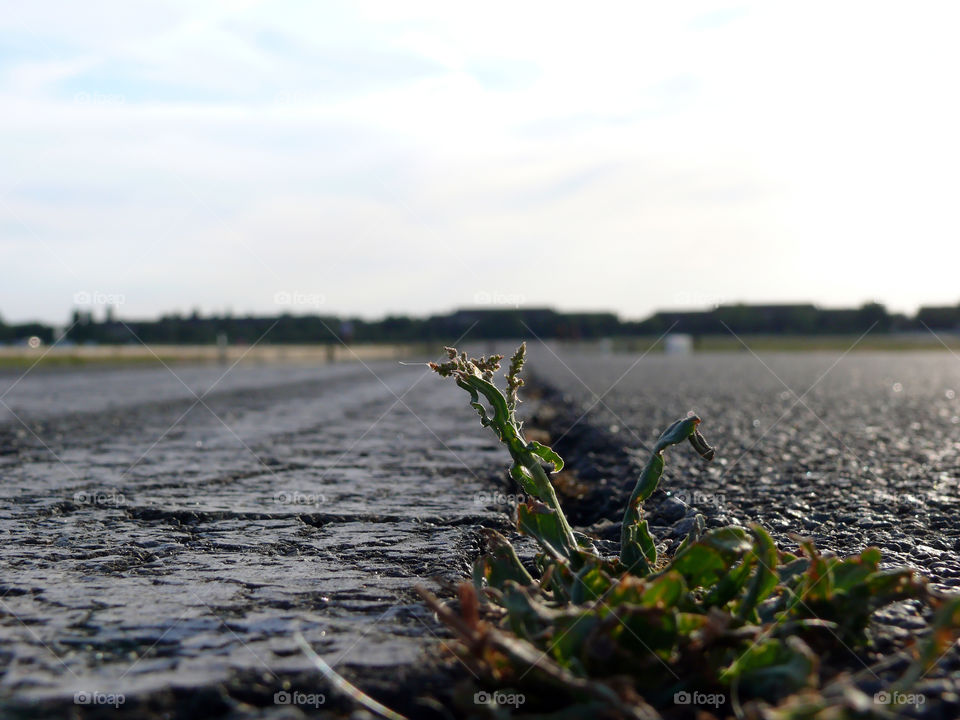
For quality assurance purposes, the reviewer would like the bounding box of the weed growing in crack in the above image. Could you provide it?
[419,343,960,719]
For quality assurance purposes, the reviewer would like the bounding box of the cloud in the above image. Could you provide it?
[2,1,960,324]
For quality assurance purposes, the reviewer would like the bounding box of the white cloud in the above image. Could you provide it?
[2,1,960,323]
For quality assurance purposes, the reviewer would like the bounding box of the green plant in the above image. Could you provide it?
[420,344,960,719]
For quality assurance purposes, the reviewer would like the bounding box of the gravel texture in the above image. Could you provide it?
[523,342,960,716]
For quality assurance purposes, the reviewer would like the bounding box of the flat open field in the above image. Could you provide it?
[3,332,959,371]
[605,333,960,353]
[0,343,423,370]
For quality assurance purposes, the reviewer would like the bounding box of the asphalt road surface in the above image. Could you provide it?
[0,357,508,717]
[2,345,960,717]
[526,343,960,588]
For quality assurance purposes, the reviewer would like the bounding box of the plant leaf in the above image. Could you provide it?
[526,440,564,472]
[737,524,779,620]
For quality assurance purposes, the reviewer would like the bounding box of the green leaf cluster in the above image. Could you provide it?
[429,345,957,719]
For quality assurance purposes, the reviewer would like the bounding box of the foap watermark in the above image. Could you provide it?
[274,291,325,309]
[474,690,525,708]
[74,290,125,306]
[674,690,725,708]
[74,91,125,106]
[274,690,325,708]
[874,691,925,707]
[474,490,525,506]
[74,691,125,708]
[73,490,126,507]
[275,490,326,506]
[474,291,526,307]
[671,490,725,509]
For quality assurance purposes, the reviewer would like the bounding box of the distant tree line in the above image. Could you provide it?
[57,307,623,345]
[0,320,56,344]
[630,303,899,335]
[1,302,960,346]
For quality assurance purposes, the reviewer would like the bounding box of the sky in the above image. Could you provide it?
[2,1,960,325]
